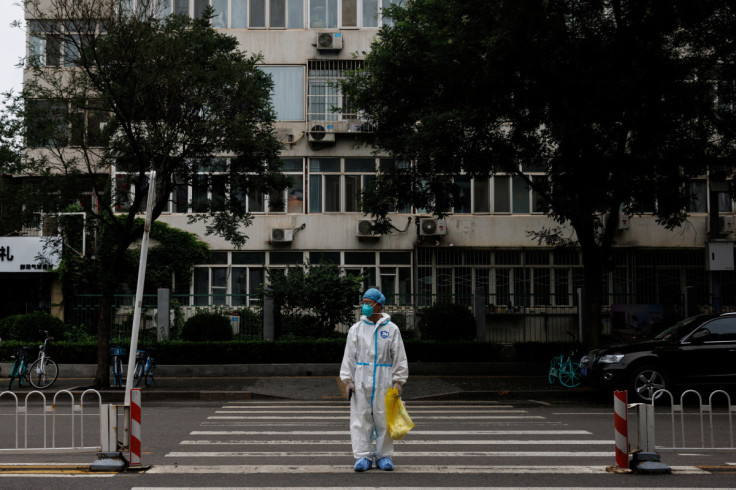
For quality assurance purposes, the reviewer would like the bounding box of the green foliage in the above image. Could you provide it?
[125,220,210,294]
[0,337,507,364]
[266,262,364,338]
[181,312,234,341]
[342,0,734,348]
[0,311,66,341]
[15,1,291,385]
[417,303,476,341]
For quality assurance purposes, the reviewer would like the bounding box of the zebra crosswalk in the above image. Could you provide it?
[151,399,627,476]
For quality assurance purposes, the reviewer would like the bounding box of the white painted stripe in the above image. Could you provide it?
[146,464,708,475]
[165,451,614,457]
[180,439,613,446]
[551,412,610,415]
[207,415,544,420]
[0,475,115,478]
[215,410,526,414]
[223,405,515,410]
[191,430,592,435]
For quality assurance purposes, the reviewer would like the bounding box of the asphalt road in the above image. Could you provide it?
[1,397,735,489]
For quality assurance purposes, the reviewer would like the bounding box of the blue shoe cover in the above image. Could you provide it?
[376,457,394,471]
[353,458,372,472]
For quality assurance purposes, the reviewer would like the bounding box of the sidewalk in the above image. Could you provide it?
[2,362,603,403]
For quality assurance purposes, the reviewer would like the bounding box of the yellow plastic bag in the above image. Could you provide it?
[385,387,415,440]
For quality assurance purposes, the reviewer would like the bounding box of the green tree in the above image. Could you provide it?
[11,1,289,386]
[343,0,725,348]
[266,262,364,338]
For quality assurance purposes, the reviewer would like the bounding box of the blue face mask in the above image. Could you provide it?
[361,303,374,317]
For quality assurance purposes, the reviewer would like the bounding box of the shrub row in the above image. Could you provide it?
[0,339,507,365]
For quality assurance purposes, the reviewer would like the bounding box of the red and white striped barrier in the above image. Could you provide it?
[614,390,628,468]
[130,388,142,466]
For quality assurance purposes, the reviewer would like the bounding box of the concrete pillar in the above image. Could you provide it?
[263,285,274,341]
[474,288,487,341]
[157,288,170,341]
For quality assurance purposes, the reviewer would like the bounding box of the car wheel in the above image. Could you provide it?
[628,365,668,403]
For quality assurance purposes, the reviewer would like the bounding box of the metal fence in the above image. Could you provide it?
[0,389,103,455]
[68,292,581,343]
[629,389,736,456]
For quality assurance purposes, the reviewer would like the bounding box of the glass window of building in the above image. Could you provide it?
[260,66,305,121]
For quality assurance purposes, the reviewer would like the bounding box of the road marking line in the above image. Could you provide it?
[145,464,708,475]
[207,415,544,420]
[164,451,614,457]
[190,430,592,435]
[180,439,613,445]
[214,410,526,414]
[223,404,515,409]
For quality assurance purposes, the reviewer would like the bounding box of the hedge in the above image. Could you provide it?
[0,339,507,364]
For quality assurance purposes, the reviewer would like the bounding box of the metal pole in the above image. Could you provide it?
[124,172,156,407]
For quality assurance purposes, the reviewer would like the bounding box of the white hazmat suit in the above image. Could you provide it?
[340,312,409,461]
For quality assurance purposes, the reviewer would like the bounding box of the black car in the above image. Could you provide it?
[580,313,736,403]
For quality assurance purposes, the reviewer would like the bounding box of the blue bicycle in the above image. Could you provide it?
[132,348,156,387]
[109,345,127,388]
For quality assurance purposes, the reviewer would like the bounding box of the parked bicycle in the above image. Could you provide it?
[133,348,156,387]
[8,338,31,390]
[548,332,581,388]
[109,344,128,388]
[27,330,59,390]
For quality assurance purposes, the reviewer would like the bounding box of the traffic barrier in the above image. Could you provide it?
[0,389,102,455]
[651,389,735,453]
[130,388,141,465]
[613,390,628,468]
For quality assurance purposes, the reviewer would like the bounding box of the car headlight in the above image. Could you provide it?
[599,354,624,364]
[580,355,592,364]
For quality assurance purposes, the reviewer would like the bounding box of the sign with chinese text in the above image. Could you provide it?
[0,237,61,273]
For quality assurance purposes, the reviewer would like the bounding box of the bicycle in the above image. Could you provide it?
[548,333,581,388]
[133,348,156,387]
[110,344,128,388]
[8,339,31,390]
[27,330,59,390]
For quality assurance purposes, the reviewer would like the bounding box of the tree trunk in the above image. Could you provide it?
[94,288,113,388]
[580,254,604,350]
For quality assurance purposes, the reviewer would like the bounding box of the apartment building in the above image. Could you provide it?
[11,0,735,340]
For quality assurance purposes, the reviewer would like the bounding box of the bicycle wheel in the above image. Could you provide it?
[144,359,156,387]
[548,356,561,385]
[8,360,20,390]
[133,361,144,387]
[112,357,123,387]
[558,360,581,388]
[28,358,59,389]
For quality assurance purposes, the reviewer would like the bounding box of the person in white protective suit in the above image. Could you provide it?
[340,287,409,472]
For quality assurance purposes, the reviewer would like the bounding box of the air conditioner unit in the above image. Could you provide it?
[707,215,735,235]
[308,124,335,143]
[419,218,447,236]
[356,219,379,238]
[316,32,343,51]
[270,228,293,243]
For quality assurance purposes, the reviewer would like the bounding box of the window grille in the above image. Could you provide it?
[307,60,363,121]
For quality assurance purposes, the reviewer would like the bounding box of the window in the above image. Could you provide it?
[69,100,110,147]
[493,176,511,213]
[248,0,303,28]
[310,0,387,28]
[26,99,69,148]
[260,66,305,121]
[492,174,543,214]
[687,180,707,213]
[310,0,337,28]
[380,0,402,26]
[275,158,304,213]
[309,157,376,213]
[307,60,363,121]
